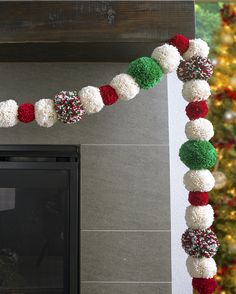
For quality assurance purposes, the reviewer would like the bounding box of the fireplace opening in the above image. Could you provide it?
[0,145,80,294]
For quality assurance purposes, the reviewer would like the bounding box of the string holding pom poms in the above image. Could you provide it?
[168,34,189,55]
[188,192,209,206]
[99,85,119,106]
[192,278,217,294]
[127,57,163,89]
[186,101,209,120]
[54,91,85,124]
[182,228,219,258]
[177,56,213,82]
[18,103,35,123]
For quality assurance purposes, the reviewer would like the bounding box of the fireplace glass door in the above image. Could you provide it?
[0,146,79,294]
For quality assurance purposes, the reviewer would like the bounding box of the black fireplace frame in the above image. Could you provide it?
[0,145,80,294]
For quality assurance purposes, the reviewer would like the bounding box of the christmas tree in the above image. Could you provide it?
[207,4,236,293]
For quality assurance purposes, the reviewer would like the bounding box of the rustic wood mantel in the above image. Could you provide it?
[0,1,195,62]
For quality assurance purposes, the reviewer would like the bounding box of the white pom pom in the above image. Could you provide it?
[185,204,214,229]
[183,39,209,60]
[0,100,18,127]
[151,44,181,73]
[186,256,217,278]
[110,73,140,101]
[185,118,214,141]
[183,170,215,192]
[182,80,211,102]
[79,86,104,114]
[35,99,57,128]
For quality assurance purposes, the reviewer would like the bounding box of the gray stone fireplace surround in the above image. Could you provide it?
[0,62,171,293]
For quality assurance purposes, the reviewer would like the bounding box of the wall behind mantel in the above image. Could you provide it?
[0,62,171,294]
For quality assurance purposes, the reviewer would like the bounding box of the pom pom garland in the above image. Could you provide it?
[188,192,209,206]
[35,99,57,128]
[185,204,214,230]
[99,85,119,106]
[183,170,215,192]
[18,103,35,123]
[183,39,210,60]
[151,44,181,74]
[54,91,85,124]
[179,140,217,170]
[127,57,163,89]
[110,73,140,101]
[79,86,104,114]
[185,101,209,120]
[182,80,211,102]
[185,118,214,141]
[182,228,219,258]
[177,56,213,82]
[192,278,217,294]
[186,256,217,279]
[168,34,190,55]
[0,100,18,128]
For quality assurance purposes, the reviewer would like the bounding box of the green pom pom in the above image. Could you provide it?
[127,57,163,89]
[179,140,217,170]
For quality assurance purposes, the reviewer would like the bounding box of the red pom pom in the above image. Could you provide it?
[185,101,209,120]
[99,85,119,106]
[168,34,189,55]
[18,103,35,123]
[188,192,209,206]
[192,278,217,294]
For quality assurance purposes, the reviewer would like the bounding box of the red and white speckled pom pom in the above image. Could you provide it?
[177,56,213,82]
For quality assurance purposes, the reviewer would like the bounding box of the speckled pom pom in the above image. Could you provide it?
[188,192,209,206]
[0,100,18,128]
[192,278,217,294]
[79,86,104,114]
[110,74,140,101]
[182,80,211,102]
[183,170,215,192]
[168,34,190,55]
[54,91,85,124]
[151,44,181,73]
[186,101,209,120]
[186,256,217,279]
[127,57,163,89]
[182,228,219,258]
[179,140,217,170]
[177,56,213,82]
[99,85,119,106]
[35,99,57,128]
[183,39,210,60]
[185,118,214,141]
[18,103,35,123]
[185,204,214,230]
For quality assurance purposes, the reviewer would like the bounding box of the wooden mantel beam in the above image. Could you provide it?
[0,1,195,62]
